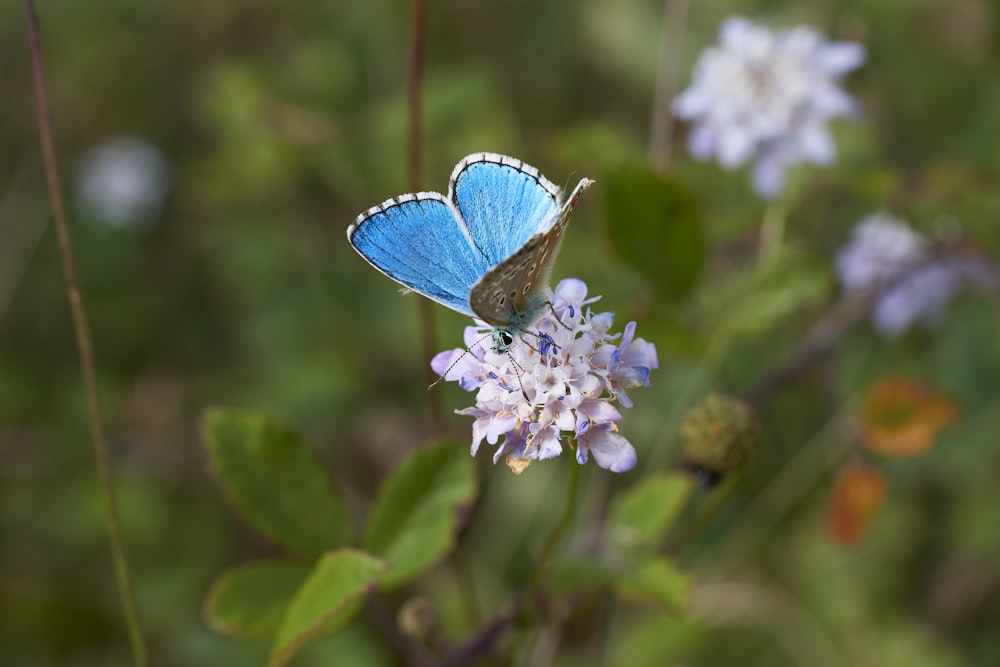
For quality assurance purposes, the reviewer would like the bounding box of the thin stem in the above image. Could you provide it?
[24,2,146,665]
[408,0,443,433]
[528,459,581,610]
[757,198,787,266]
[510,461,580,665]
[647,0,690,174]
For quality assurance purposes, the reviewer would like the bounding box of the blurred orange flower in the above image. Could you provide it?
[861,377,957,457]
[827,463,887,545]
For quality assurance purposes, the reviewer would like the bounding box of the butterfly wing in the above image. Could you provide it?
[348,193,490,317]
[469,178,594,328]
[450,153,562,265]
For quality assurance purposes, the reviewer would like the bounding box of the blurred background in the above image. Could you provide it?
[2,0,1000,665]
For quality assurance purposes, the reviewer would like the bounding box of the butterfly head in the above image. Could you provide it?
[491,327,516,354]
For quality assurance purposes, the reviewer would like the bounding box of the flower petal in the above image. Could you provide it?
[580,425,637,473]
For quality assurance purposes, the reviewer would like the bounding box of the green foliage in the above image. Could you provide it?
[269,550,387,667]
[6,0,1000,665]
[204,559,312,639]
[202,408,353,556]
[702,248,832,339]
[609,472,694,557]
[363,441,478,589]
[615,557,690,610]
[601,165,705,300]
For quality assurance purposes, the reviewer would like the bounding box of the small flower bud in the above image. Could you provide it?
[397,597,438,644]
[680,394,759,480]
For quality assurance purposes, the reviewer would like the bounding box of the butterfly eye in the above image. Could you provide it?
[498,330,514,348]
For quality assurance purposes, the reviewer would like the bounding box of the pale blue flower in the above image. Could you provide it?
[837,213,972,337]
[674,17,865,198]
[431,279,657,473]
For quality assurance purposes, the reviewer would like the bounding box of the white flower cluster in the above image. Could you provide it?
[431,279,657,473]
[673,17,865,197]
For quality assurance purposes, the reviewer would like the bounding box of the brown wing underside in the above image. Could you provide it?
[468,178,594,328]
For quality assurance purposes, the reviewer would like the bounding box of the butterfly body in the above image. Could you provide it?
[348,153,592,351]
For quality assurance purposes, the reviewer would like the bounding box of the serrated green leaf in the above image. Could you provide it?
[269,549,387,667]
[202,408,352,556]
[204,559,312,640]
[615,557,690,609]
[363,441,477,589]
[609,472,694,556]
[601,166,705,300]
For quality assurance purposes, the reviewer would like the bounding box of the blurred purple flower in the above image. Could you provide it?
[836,213,975,337]
[673,16,865,198]
[431,279,657,473]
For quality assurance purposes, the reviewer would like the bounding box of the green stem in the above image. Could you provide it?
[757,198,787,266]
[25,3,146,665]
[510,460,580,665]
[647,0,690,174]
[528,459,581,611]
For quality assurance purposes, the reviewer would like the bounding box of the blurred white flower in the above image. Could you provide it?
[836,213,967,337]
[673,16,865,198]
[431,279,657,473]
[76,135,171,228]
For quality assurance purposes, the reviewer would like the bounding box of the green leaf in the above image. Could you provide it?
[269,549,387,667]
[202,408,352,556]
[363,441,477,589]
[601,165,705,300]
[204,559,312,640]
[608,472,694,556]
[703,249,832,339]
[615,556,690,610]
[549,557,615,597]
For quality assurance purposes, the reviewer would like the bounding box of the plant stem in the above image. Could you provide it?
[757,198,787,266]
[528,459,581,610]
[647,0,690,174]
[24,2,146,665]
[408,0,443,433]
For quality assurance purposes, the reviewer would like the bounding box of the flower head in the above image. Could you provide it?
[431,279,657,473]
[836,213,973,337]
[76,135,171,228]
[673,17,865,198]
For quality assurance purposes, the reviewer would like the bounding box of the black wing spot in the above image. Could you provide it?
[522,282,532,295]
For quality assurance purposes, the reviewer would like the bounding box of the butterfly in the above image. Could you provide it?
[348,152,593,352]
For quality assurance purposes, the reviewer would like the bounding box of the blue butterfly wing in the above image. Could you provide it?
[348,193,489,317]
[450,153,562,265]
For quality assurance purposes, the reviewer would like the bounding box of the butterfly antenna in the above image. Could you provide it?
[428,333,494,390]
[545,300,571,331]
